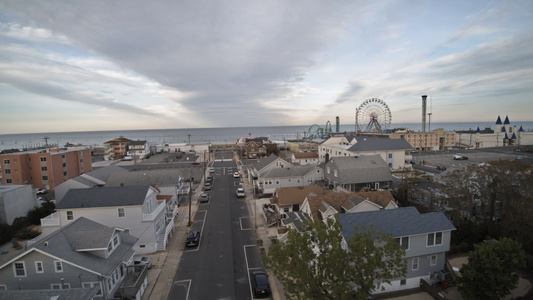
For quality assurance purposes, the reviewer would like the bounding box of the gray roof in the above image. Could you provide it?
[253,154,283,171]
[128,140,147,146]
[105,169,183,187]
[260,164,320,178]
[57,186,151,209]
[2,217,137,277]
[281,211,309,232]
[0,287,100,300]
[85,165,128,182]
[336,135,412,151]
[338,207,456,241]
[326,155,393,184]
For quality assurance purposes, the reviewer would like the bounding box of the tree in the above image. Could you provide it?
[264,217,406,299]
[458,238,526,300]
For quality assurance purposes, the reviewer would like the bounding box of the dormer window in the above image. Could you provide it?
[107,233,121,255]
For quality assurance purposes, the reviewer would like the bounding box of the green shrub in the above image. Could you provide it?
[15,228,40,240]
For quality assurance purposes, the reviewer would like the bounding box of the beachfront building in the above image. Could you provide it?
[454,116,533,149]
[0,148,92,191]
[324,155,394,191]
[318,135,413,170]
[126,140,150,160]
[389,129,456,151]
[104,137,133,160]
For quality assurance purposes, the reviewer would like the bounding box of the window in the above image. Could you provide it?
[334,169,338,177]
[400,279,406,286]
[3,159,9,165]
[113,235,119,247]
[63,171,67,176]
[40,157,46,162]
[14,261,26,277]
[327,166,330,174]
[13,159,17,163]
[412,258,419,271]
[395,236,409,250]
[4,169,10,174]
[430,254,437,266]
[41,166,47,171]
[427,232,443,246]
[42,175,48,180]
[35,261,44,273]
[54,261,63,272]
[389,153,392,158]
[118,208,125,218]
[6,179,11,183]
[66,211,73,220]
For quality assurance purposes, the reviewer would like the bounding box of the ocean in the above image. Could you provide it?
[1,121,532,151]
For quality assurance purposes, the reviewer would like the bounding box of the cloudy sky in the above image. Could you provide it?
[1,0,532,134]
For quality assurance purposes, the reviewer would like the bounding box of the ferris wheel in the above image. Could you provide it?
[355,98,392,133]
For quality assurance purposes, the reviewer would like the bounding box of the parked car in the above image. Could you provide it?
[453,153,468,160]
[251,270,270,296]
[36,188,47,195]
[436,165,446,171]
[210,167,215,173]
[186,230,201,247]
[200,193,210,203]
[204,182,212,191]
[233,172,240,178]
[236,187,245,198]
[133,256,152,269]
[206,176,213,184]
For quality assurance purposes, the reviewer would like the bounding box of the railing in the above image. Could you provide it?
[40,212,60,227]
[142,201,166,221]
[119,265,148,298]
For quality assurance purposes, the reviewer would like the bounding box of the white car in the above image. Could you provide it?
[236,187,245,198]
[36,188,47,195]
[233,172,240,178]
[133,256,152,269]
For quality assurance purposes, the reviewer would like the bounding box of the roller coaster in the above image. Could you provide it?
[307,121,332,139]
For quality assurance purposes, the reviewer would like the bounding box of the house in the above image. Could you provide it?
[126,140,150,160]
[300,186,398,222]
[104,137,133,160]
[318,135,413,170]
[248,155,323,195]
[271,185,325,213]
[338,207,456,293]
[0,217,146,300]
[105,168,187,204]
[291,152,320,165]
[40,185,174,254]
[324,155,394,191]
[0,185,38,225]
[54,165,128,202]
[0,148,92,191]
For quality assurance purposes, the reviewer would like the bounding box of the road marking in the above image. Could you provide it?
[239,217,252,230]
[173,279,191,300]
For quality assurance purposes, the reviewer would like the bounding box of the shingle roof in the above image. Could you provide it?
[273,185,326,206]
[346,136,412,151]
[260,164,320,178]
[105,169,183,187]
[128,140,147,146]
[57,186,151,209]
[281,211,310,232]
[0,217,138,276]
[326,155,393,184]
[253,154,282,171]
[293,152,319,159]
[0,287,100,300]
[338,207,455,240]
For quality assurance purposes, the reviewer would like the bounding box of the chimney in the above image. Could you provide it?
[421,95,427,132]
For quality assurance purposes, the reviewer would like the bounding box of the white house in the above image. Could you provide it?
[291,152,320,165]
[248,155,323,195]
[40,185,174,254]
[0,185,38,225]
[127,140,150,159]
[318,135,413,170]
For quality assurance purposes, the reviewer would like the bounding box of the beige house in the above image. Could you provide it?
[291,152,320,165]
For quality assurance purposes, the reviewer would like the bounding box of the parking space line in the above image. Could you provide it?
[185,210,207,252]
[239,217,252,230]
[173,279,192,300]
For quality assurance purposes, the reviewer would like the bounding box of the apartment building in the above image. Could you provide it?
[0,148,92,191]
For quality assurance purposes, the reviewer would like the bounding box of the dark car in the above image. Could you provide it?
[206,176,213,184]
[251,270,270,296]
[186,230,200,247]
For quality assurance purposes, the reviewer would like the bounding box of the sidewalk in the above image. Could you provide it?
[141,196,198,300]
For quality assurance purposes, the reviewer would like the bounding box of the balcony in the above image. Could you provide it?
[142,200,166,221]
[41,212,60,227]
[119,265,148,298]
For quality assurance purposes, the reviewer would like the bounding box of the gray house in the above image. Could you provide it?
[0,217,147,300]
[0,185,38,225]
[324,155,394,191]
[338,207,456,293]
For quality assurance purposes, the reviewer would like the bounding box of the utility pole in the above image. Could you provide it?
[188,134,191,145]
[188,165,193,226]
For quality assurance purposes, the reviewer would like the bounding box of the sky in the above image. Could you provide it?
[1,0,533,134]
